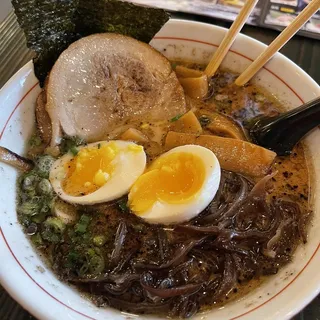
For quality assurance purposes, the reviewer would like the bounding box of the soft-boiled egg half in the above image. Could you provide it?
[50,141,146,205]
[128,145,221,225]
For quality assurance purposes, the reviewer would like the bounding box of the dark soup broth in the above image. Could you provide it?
[16,65,311,318]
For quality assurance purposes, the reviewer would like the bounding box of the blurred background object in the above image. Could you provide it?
[0,0,12,21]
[127,0,320,38]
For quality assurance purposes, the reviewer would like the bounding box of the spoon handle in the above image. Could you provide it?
[249,97,320,156]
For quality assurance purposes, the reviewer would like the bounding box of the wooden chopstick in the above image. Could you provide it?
[235,0,320,86]
[204,0,259,78]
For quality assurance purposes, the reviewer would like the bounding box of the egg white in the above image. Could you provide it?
[50,140,146,205]
[129,145,221,225]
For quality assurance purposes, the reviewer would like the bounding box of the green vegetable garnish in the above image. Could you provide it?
[45,217,66,233]
[60,136,85,155]
[22,175,38,192]
[36,155,55,178]
[68,251,79,262]
[19,215,31,227]
[41,230,60,244]
[93,235,107,247]
[75,215,91,234]
[41,217,65,243]
[70,146,79,156]
[18,163,56,227]
[31,213,47,223]
[118,199,129,213]
[31,233,43,246]
[29,133,42,147]
[37,179,52,195]
[12,0,170,86]
[65,247,105,276]
[17,199,41,216]
[75,224,87,234]
[66,250,82,270]
[170,114,183,122]
[88,254,105,275]
[97,143,101,149]
[86,248,96,257]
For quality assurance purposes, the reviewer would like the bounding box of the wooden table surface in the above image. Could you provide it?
[0,10,319,320]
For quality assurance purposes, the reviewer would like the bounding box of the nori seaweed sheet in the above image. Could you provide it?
[11,0,170,86]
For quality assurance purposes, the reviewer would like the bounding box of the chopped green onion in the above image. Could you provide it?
[36,155,55,178]
[31,233,43,246]
[45,217,66,233]
[66,251,80,266]
[68,251,79,261]
[40,202,52,214]
[70,146,79,156]
[19,215,31,227]
[60,136,86,155]
[37,179,52,195]
[25,189,37,198]
[29,133,42,147]
[79,264,89,276]
[86,248,96,257]
[88,254,105,275]
[75,215,91,234]
[75,224,87,233]
[41,229,61,243]
[41,217,65,243]
[118,199,128,213]
[22,175,38,192]
[97,143,101,149]
[93,235,107,247]
[31,213,47,223]
[170,114,183,122]
[65,250,84,271]
[17,200,41,216]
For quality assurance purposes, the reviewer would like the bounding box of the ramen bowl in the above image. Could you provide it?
[0,19,319,320]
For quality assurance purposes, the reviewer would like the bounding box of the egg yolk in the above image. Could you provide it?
[62,142,120,196]
[128,152,206,214]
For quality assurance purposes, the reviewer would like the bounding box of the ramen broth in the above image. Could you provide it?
[16,65,311,318]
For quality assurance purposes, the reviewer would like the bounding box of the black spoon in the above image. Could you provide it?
[247,97,320,156]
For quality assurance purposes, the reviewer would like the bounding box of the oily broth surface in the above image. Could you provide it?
[207,69,310,212]
[19,65,311,316]
[172,62,310,211]
[173,64,311,308]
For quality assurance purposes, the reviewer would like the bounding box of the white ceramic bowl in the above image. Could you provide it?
[0,19,319,320]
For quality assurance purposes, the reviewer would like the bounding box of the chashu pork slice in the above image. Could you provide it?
[45,33,186,147]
